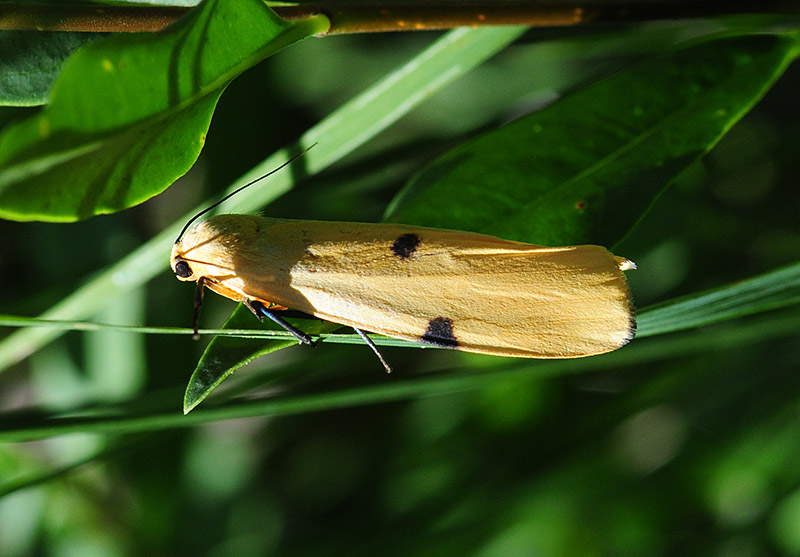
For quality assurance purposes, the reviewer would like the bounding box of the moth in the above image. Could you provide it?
[171,214,636,369]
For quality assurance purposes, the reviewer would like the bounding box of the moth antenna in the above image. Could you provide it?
[175,143,317,243]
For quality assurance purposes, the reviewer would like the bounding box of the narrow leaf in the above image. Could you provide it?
[3,306,800,442]
[183,305,339,414]
[636,260,800,337]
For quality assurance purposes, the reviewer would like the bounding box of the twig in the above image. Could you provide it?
[0,2,188,32]
[2,1,797,35]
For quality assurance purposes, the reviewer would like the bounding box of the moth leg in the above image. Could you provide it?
[245,300,316,346]
[191,278,206,340]
[352,327,392,374]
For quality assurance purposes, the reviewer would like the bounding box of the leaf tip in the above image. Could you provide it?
[183,389,204,414]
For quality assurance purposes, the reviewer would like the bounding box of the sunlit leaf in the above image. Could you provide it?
[0,0,328,221]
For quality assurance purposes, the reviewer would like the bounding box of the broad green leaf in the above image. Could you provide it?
[386,33,800,247]
[0,0,329,221]
[0,31,101,107]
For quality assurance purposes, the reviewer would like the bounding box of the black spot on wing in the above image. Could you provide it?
[421,317,458,348]
[391,233,421,259]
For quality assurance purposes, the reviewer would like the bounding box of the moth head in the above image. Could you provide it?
[171,219,221,282]
[171,223,203,282]
[171,216,254,283]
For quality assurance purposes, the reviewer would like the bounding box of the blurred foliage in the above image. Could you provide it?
[1,4,800,557]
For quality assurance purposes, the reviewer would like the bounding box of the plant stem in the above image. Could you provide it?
[0,2,188,32]
[1,1,798,34]
[288,2,587,33]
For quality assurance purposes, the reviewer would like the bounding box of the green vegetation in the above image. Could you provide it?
[1,1,799,555]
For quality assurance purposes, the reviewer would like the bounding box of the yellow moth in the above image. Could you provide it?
[171,214,636,366]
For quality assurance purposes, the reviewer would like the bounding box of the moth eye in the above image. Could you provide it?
[174,260,193,278]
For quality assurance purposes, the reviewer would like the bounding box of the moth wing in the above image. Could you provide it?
[246,222,635,359]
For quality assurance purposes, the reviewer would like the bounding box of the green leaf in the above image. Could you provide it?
[636,260,800,338]
[3,298,800,442]
[386,32,800,247]
[0,31,100,107]
[183,305,340,414]
[0,0,329,221]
